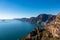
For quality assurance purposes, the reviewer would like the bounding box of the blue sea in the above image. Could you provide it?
[0,20,36,40]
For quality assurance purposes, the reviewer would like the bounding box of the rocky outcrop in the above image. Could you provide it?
[20,26,60,40]
[20,13,60,40]
[46,13,60,38]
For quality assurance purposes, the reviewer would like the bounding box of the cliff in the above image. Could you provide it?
[20,13,60,40]
[15,14,56,25]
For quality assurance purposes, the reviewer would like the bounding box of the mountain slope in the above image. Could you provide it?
[20,13,60,40]
[15,14,56,25]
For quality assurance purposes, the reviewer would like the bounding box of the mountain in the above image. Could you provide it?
[20,13,60,40]
[14,18,29,22]
[15,14,56,25]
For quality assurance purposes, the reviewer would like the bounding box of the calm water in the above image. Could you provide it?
[0,20,36,40]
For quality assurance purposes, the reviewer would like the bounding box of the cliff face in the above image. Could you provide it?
[15,14,56,25]
[36,14,56,24]
[46,13,60,38]
[20,13,60,40]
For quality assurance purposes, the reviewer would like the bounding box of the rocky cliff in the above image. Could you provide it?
[20,13,60,40]
[15,14,56,25]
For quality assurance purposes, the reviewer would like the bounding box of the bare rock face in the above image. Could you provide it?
[20,26,56,40]
[46,13,60,38]
[15,14,56,25]
[20,13,60,40]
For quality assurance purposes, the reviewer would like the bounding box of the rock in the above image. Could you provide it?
[15,14,56,25]
[46,13,60,38]
[20,13,60,40]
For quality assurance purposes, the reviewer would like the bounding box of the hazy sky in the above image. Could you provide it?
[0,0,60,19]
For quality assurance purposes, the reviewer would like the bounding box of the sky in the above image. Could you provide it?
[0,0,60,19]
